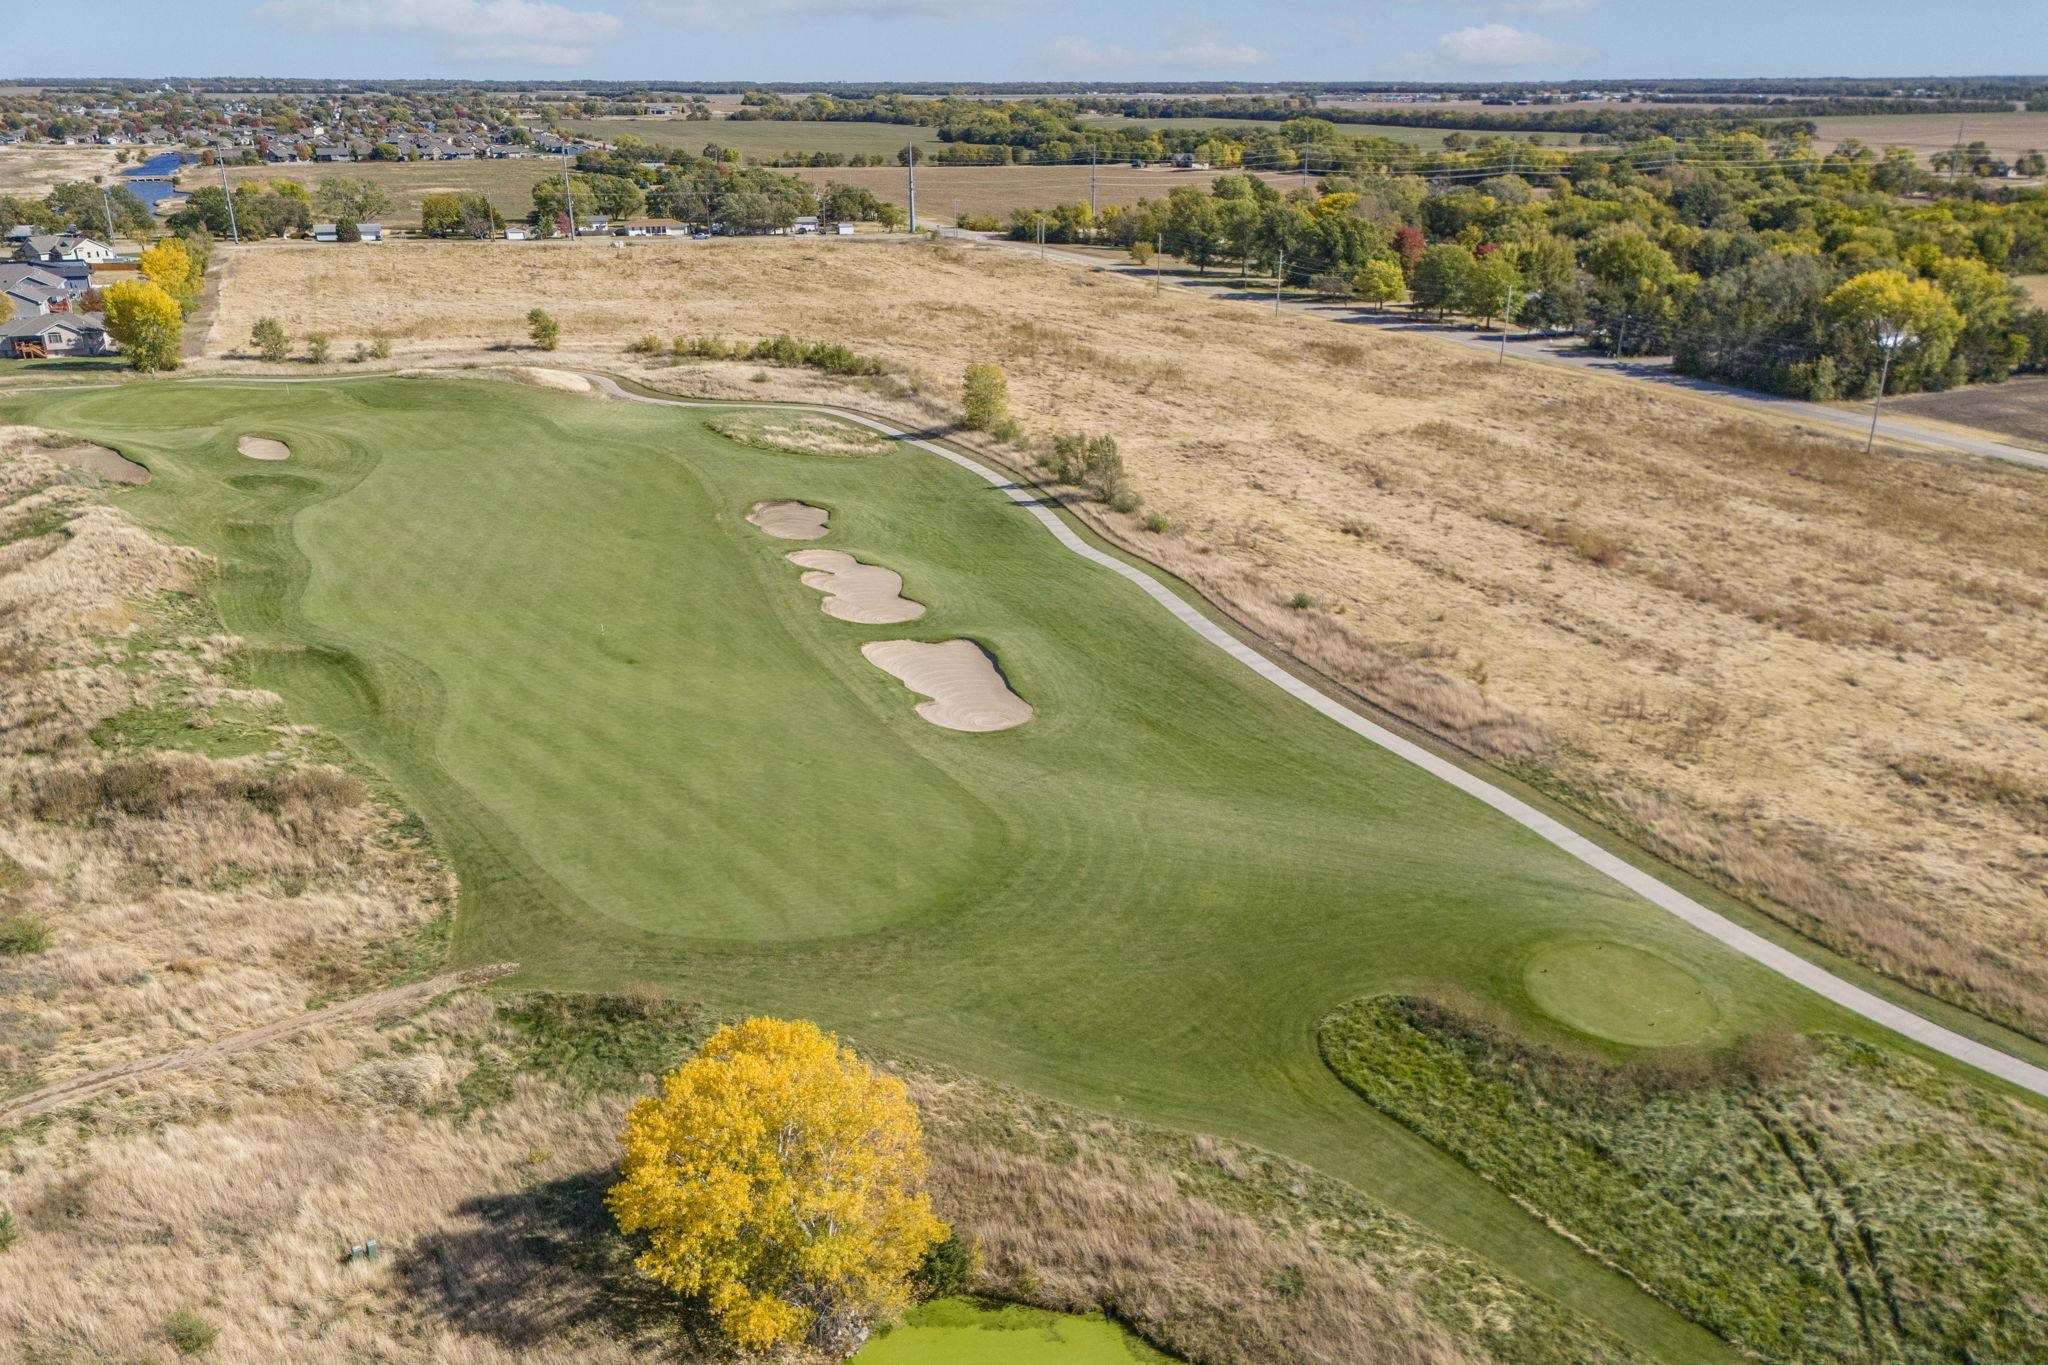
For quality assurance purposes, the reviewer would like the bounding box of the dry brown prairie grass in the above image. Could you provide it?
[0,143,132,200]
[1,983,1658,1364]
[0,445,452,1094]
[935,1145,1471,1365]
[199,235,2048,1037]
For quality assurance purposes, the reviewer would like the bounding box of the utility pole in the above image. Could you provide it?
[906,143,917,233]
[1866,326,1912,453]
[1089,147,1098,218]
[1274,248,1285,313]
[99,186,117,250]
[561,149,576,238]
[218,158,239,243]
[1498,285,1516,366]
[1154,232,1162,290]
[1948,119,1965,182]
[1036,212,1045,259]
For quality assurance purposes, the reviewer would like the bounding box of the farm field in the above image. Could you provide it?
[1080,114,1560,148]
[4,372,1962,1363]
[1809,109,2048,162]
[563,115,945,159]
[1880,372,2048,451]
[196,237,2048,1051]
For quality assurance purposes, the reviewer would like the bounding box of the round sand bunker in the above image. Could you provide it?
[748,500,829,541]
[862,639,1032,732]
[788,550,924,624]
[238,436,290,461]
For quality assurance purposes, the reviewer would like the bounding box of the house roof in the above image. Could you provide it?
[0,312,104,339]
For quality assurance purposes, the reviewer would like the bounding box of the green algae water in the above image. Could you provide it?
[854,1299,1175,1364]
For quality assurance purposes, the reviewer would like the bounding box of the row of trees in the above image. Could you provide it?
[527,151,894,235]
[1008,132,2048,398]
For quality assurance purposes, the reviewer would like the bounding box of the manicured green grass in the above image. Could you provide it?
[563,117,945,160]
[6,374,2015,1363]
[1523,941,1724,1047]
[857,1299,1174,1364]
[1321,997,2048,1363]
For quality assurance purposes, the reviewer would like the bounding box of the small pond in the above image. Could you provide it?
[854,1298,1175,1365]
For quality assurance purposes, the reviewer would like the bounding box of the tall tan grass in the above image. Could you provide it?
[0,446,452,1093]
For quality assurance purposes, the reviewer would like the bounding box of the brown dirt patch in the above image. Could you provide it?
[747,498,828,540]
[862,638,1032,732]
[788,549,924,624]
[237,435,290,461]
[1881,375,2048,453]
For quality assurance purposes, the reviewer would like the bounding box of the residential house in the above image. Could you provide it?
[616,217,685,236]
[310,223,384,243]
[0,313,112,360]
[0,265,73,317]
[16,234,117,266]
[792,216,820,234]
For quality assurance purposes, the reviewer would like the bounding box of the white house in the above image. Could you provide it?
[15,234,116,265]
[792,216,820,235]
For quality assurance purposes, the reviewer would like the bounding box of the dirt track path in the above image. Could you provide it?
[0,963,515,1126]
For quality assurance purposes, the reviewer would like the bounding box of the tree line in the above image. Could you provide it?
[1003,131,2048,399]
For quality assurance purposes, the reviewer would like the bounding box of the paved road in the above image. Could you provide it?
[954,231,2048,474]
[589,372,2048,1100]
[0,963,516,1124]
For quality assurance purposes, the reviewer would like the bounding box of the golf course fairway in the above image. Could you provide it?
[8,373,2009,1362]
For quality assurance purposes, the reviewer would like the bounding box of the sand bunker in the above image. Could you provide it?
[1,426,149,483]
[237,436,290,461]
[748,500,829,540]
[787,550,925,624]
[862,639,1033,732]
[510,367,594,394]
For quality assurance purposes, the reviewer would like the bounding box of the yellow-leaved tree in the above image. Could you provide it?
[139,238,199,314]
[609,1017,948,1357]
[100,279,184,373]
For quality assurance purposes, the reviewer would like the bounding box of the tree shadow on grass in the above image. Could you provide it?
[396,1166,716,1356]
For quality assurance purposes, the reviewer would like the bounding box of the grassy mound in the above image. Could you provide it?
[1319,996,2048,1363]
[1522,941,1722,1046]
[708,409,897,457]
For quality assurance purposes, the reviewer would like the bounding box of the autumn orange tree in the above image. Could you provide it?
[609,1017,948,1356]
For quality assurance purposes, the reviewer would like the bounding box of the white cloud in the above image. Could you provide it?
[256,0,623,67]
[1049,29,1270,72]
[1435,23,1589,67]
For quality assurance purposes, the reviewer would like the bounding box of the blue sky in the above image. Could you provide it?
[30,0,2048,83]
